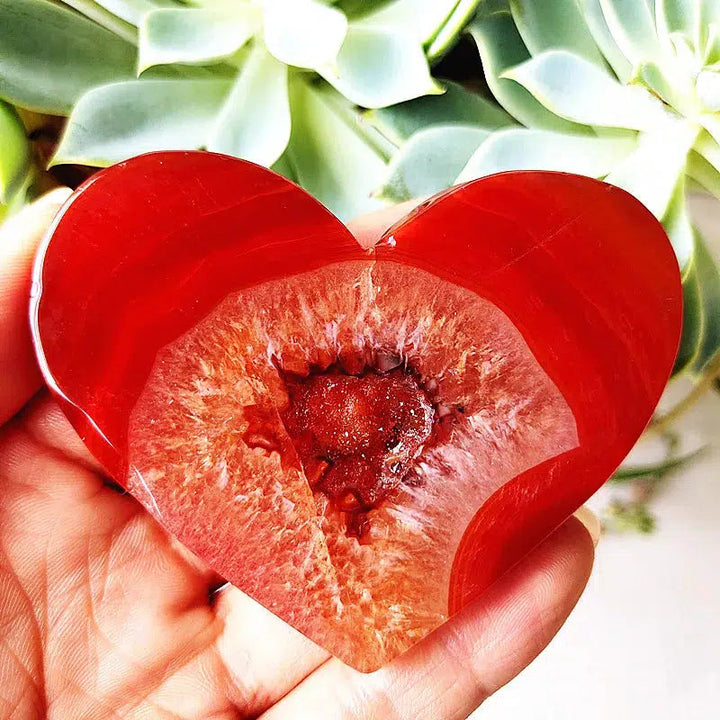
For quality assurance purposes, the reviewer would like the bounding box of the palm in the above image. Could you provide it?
[1,192,595,720]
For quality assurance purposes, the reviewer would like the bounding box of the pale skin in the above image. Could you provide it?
[0,189,597,720]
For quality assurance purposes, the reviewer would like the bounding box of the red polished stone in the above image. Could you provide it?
[30,152,682,671]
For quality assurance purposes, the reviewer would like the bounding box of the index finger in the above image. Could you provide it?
[0,188,71,425]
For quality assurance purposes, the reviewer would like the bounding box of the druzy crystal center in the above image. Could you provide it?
[281,368,435,518]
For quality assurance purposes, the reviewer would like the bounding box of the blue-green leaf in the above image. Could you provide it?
[509,0,606,66]
[208,45,290,166]
[0,0,136,114]
[505,50,668,130]
[139,7,258,72]
[264,0,347,70]
[456,128,636,182]
[0,102,30,203]
[284,78,388,220]
[375,124,489,202]
[691,232,720,374]
[426,0,484,60]
[52,79,232,166]
[687,150,720,197]
[599,0,664,65]
[467,11,588,132]
[358,0,459,43]
[605,119,697,222]
[656,0,701,54]
[320,25,441,108]
[365,80,514,145]
[575,0,633,81]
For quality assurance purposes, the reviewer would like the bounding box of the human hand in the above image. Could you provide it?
[0,190,596,720]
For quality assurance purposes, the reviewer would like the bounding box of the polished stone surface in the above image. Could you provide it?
[31,152,682,671]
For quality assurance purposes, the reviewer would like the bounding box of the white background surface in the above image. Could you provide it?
[472,198,720,719]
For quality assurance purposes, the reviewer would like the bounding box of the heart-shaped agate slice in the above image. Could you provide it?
[31,152,682,671]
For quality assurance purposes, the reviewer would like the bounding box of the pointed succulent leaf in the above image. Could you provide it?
[375,124,490,202]
[319,26,441,109]
[0,102,30,204]
[505,50,668,130]
[509,0,606,66]
[605,119,698,222]
[575,0,633,81]
[662,175,695,272]
[467,11,588,133]
[263,0,347,70]
[285,78,387,220]
[0,0,136,114]
[207,44,290,166]
[697,70,720,111]
[365,80,514,146]
[139,7,258,71]
[699,112,720,147]
[673,254,703,373]
[704,21,720,64]
[357,0,459,43]
[456,128,636,182]
[599,0,665,66]
[426,0,484,61]
[52,79,232,167]
[700,2,720,50]
[92,0,171,26]
[635,61,691,110]
[60,1,137,42]
[687,150,720,197]
[695,129,720,174]
[690,232,720,374]
[656,0,702,55]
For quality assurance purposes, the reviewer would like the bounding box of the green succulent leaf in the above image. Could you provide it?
[456,128,636,182]
[656,0,703,55]
[705,21,720,64]
[207,44,290,166]
[691,232,720,374]
[662,176,695,274]
[599,0,664,66]
[575,0,633,81]
[91,0,168,26]
[605,119,697,223]
[375,124,490,202]
[320,25,441,109]
[263,0,347,70]
[426,0,484,61]
[365,80,514,145]
[687,149,720,197]
[284,78,387,220]
[695,129,720,174]
[356,0,459,44]
[52,79,232,166]
[0,0,136,114]
[467,11,588,133]
[700,2,720,53]
[673,254,703,374]
[509,0,606,66]
[505,50,667,130]
[139,7,258,72]
[0,102,30,204]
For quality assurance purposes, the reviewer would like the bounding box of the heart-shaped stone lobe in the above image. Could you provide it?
[31,152,682,671]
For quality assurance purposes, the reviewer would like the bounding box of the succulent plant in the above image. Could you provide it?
[0,0,479,218]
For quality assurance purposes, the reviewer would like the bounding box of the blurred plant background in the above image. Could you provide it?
[2,0,720,531]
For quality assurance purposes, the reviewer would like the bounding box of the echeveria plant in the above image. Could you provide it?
[1,0,719,530]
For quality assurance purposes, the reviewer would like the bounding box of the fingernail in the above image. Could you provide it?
[574,505,601,548]
[38,186,73,207]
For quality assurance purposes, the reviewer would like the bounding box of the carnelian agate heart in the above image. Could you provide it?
[31,152,681,671]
